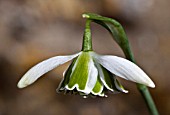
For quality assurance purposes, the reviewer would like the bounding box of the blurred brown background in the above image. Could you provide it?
[0,0,169,115]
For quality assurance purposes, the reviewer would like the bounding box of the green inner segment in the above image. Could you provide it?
[101,66,114,89]
[68,52,91,90]
[58,58,77,90]
[114,78,127,92]
[92,76,103,94]
[100,65,125,92]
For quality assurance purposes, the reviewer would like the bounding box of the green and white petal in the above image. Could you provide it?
[94,61,114,91]
[57,58,77,91]
[91,76,104,96]
[94,60,127,93]
[17,52,81,88]
[94,54,155,88]
[112,77,128,93]
[66,52,98,94]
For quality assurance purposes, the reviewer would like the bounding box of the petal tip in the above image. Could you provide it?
[123,90,129,93]
[17,81,26,88]
[148,82,155,88]
[145,78,155,88]
[17,77,30,88]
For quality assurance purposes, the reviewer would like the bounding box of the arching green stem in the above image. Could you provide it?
[82,13,159,115]
[82,19,92,51]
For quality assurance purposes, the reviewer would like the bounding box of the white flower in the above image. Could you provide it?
[17,51,155,97]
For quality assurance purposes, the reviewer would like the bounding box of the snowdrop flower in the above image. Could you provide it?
[17,19,155,97]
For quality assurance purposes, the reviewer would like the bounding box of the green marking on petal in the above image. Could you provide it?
[101,66,114,90]
[93,60,114,92]
[99,64,127,93]
[109,73,128,93]
[92,76,103,94]
[114,78,128,93]
[67,52,91,90]
[57,58,77,91]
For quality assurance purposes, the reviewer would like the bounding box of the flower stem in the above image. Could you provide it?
[137,84,158,115]
[82,19,92,51]
[82,13,159,115]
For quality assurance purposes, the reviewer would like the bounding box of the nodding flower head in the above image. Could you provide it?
[17,18,155,98]
[17,51,155,97]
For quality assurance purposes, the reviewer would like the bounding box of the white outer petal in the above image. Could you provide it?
[93,54,155,88]
[17,52,81,88]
